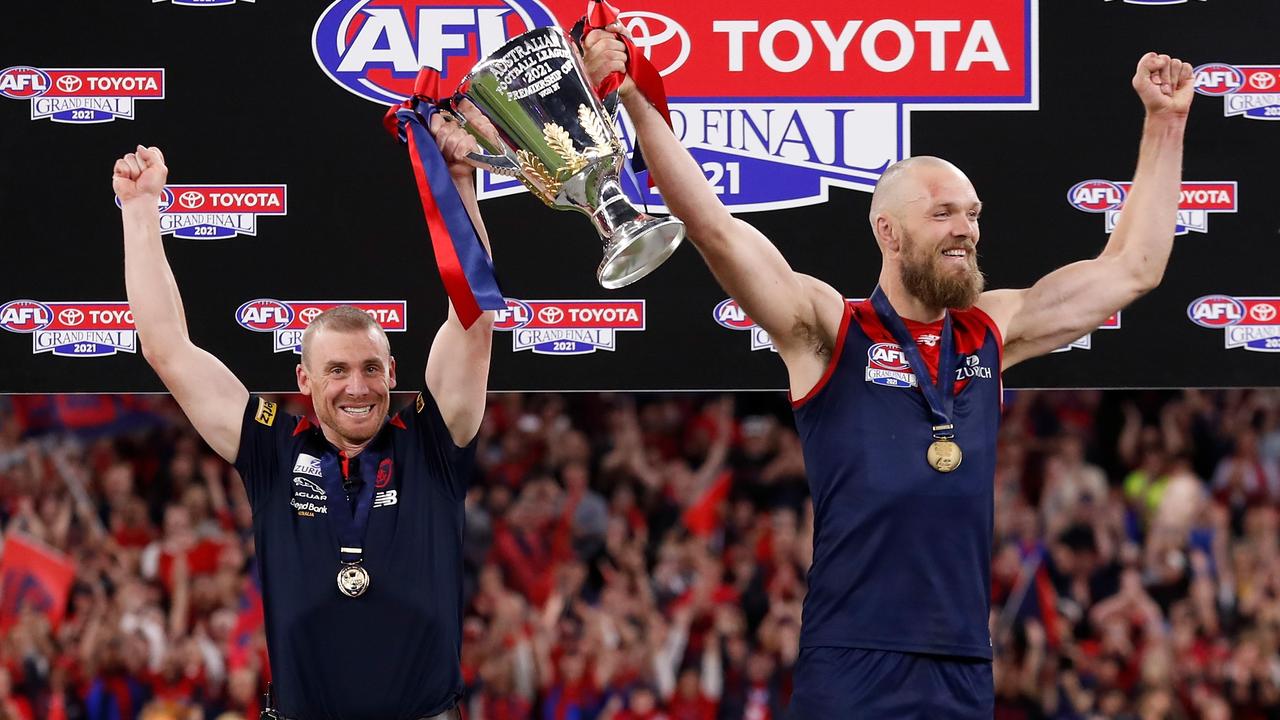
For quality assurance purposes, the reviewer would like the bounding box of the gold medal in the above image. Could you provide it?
[337,563,371,597]
[870,289,968,477]
[927,438,963,473]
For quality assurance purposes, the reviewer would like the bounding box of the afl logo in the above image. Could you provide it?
[1193,63,1244,96]
[865,342,915,388]
[236,299,295,331]
[867,343,911,371]
[1067,180,1126,213]
[311,0,558,106]
[0,300,53,333]
[713,298,757,330]
[1187,295,1245,328]
[493,298,533,330]
[0,67,51,99]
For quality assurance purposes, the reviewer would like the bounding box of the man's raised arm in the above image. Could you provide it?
[583,28,844,387]
[424,107,497,447]
[979,53,1195,368]
[117,146,248,461]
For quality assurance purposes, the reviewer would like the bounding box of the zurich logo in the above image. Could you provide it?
[312,0,558,106]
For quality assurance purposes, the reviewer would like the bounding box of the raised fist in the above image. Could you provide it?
[583,23,635,97]
[1133,52,1195,117]
[112,145,168,204]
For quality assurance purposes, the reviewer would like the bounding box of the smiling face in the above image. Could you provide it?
[871,157,986,310]
[297,324,396,451]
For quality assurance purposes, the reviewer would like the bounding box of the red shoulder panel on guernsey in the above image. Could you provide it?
[955,305,1004,369]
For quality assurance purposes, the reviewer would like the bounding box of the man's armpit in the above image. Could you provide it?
[791,318,832,361]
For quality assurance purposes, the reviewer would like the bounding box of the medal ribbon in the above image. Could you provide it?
[869,287,957,438]
[320,448,379,565]
[383,67,505,330]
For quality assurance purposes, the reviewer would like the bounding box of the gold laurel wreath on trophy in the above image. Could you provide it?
[515,104,622,206]
[578,104,623,157]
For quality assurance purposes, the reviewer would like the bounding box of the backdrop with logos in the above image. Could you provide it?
[1,0,1275,393]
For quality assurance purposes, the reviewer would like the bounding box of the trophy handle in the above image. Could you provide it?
[439,95,521,176]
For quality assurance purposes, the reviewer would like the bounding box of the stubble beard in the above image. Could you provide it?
[312,383,385,447]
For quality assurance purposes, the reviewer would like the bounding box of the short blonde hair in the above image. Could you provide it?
[300,305,390,368]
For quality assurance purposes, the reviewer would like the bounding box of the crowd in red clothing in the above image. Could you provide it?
[0,388,1278,719]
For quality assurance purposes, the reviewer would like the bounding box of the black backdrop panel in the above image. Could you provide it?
[1,1,1276,393]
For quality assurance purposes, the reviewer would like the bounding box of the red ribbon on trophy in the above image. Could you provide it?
[584,0,673,131]
[383,68,504,330]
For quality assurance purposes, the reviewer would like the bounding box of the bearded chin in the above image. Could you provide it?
[900,252,986,310]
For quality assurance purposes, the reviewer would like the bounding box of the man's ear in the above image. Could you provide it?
[296,363,312,396]
[874,214,901,253]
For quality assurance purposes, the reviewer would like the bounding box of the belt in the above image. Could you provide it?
[262,707,460,720]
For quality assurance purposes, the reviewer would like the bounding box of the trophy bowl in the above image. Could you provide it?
[441,26,685,289]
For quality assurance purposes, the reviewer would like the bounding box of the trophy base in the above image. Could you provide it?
[597,216,686,289]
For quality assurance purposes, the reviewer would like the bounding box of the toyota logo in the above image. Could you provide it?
[538,307,564,324]
[299,307,323,324]
[58,308,85,326]
[1251,304,1278,323]
[55,75,82,93]
[618,11,690,77]
[1249,72,1277,91]
[178,191,205,209]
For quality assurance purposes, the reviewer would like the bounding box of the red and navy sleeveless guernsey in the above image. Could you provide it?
[792,299,1003,660]
[235,390,473,719]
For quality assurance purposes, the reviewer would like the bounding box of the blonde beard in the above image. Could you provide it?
[900,232,985,309]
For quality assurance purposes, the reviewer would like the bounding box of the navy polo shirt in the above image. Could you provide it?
[234,390,473,719]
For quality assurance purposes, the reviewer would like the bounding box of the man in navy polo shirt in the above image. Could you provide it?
[113,110,497,718]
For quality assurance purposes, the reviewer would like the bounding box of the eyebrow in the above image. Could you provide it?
[932,201,983,212]
[324,358,385,369]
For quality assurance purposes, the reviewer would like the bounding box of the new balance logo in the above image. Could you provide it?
[373,490,398,508]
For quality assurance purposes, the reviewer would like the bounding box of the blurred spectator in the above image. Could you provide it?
[4,390,1280,718]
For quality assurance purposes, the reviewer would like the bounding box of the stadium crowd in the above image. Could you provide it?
[0,388,1278,720]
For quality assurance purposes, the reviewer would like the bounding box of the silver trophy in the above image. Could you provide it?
[440,26,684,289]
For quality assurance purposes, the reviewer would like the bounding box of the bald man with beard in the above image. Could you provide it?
[585,34,1195,719]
